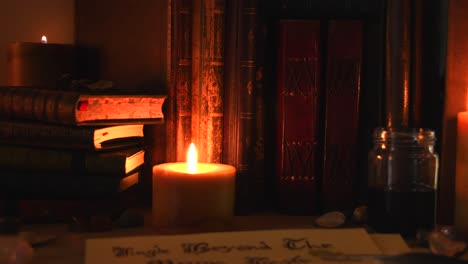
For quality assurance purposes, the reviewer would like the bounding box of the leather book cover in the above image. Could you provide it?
[191,0,225,163]
[0,146,145,179]
[0,86,166,126]
[167,0,193,162]
[224,0,258,214]
[276,20,321,214]
[322,20,363,211]
[0,121,144,151]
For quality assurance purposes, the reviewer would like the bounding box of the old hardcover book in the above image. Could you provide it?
[0,146,145,178]
[0,121,144,150]
[1,170,140,199]
[0,86,166,126]
[224,0,258,214]
[191,0,225,163]
[321,20,363,211]
[276,20,321,214]
[170,0,193,162]
[253,13,266,212]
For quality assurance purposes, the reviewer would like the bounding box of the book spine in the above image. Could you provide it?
[165,0,176,162]
[321,20,363,211]
[224,0,258,214]
[192,0,225,163]
[85,151,128,177]
[253,6,266,212]
[0,121,94,149]
[276,20,321,214]
[0,145,77,174]
[2,173,129,199]
[175,0,193,161]
[0,145,131,178]
[75,96,166,125]
[0,86,78,125]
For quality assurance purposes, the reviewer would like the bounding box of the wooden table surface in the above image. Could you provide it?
[5,210,466,264]
[15,212,322,264]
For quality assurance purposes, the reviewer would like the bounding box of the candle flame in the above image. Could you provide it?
[187,143,198,173]
[41,35,47,44]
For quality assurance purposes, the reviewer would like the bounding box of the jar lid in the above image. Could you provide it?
[373,127,436,144]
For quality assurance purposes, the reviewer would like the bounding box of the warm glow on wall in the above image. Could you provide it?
[455,87,468,237]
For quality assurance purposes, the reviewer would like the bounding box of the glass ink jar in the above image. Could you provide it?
[367,128,439,238]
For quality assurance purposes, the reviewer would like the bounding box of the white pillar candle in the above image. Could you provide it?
[152,144,235,228]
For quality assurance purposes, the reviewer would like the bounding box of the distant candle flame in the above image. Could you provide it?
[41,35,47,44]
[187,143,198,173]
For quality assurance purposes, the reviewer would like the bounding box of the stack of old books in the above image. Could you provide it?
[0,85,166,200]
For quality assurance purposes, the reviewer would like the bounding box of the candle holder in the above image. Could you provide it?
[152,144,236,231]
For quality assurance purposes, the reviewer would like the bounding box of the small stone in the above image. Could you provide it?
[314,211,346,228]
[429,230,467,257]
[437,225,457,240]
[352,205,368,224]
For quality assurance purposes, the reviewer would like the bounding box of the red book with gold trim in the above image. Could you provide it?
[322,20,363,211]
[276,20,321,214]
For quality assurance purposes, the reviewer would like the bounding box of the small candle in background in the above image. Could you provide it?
[152,143,236,229]
[456,111,468,238]
[6,36,76,87]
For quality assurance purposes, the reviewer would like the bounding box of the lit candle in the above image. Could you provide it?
[152,143,236,228]
[6,36,76,87]
[456,111,468,237]
[41,35,48,44]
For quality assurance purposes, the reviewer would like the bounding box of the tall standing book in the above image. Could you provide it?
[168,0,193,162]
[191,0,225,163]
[276,20,321,214]
[0,146,145,178]
[253,5,266,212]
[0,86,166,126]
[224,0,259,214]
[0,121,144,150]
[168,0,225,163]
[322,20,363,211]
